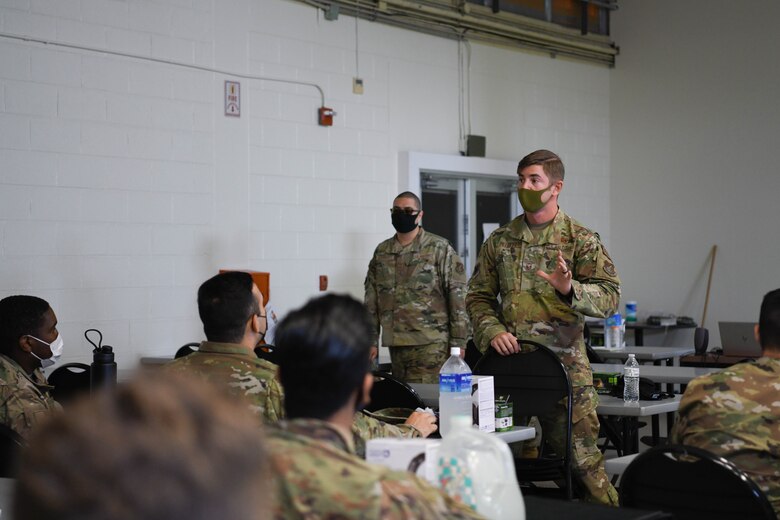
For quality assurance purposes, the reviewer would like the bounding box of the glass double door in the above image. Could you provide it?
[421,173,519,275]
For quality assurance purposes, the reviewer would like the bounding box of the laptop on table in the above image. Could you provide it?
[718,322,761,358]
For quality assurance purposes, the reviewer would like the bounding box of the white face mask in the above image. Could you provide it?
[27,334,64,369]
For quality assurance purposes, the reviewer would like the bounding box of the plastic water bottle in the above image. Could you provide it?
[605,313,624,349]
[439,347,472,438]
[623,353,640,403]
[437,415,526,520]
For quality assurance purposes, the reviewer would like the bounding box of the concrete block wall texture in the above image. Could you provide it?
[0,0,611,367]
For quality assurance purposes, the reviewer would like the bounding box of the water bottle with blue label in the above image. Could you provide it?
[605,313,624,349]
[439,347,472,437]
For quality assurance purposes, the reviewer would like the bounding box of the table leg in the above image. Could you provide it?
[635,328,644,346]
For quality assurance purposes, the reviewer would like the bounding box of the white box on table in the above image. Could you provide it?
[365,438,442,484]
[471,375,495,433]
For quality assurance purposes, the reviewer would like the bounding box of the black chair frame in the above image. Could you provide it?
[473,340,574,499]
[174,342,200,359]
[48,362,91,406]
[365,370,426,412]
[620,444,776,520]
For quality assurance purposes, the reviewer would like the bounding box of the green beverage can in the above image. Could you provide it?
[495,396,513,432]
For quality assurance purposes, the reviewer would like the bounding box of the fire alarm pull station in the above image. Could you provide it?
[319,275,328,291]
[318,107,335,126]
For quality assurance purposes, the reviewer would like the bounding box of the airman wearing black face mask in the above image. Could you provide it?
[364,191,470,384]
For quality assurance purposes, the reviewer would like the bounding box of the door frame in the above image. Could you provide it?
[399,151,519,271]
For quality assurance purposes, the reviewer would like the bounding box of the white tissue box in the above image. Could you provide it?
[471,375,495,433]
[365,438,441,484]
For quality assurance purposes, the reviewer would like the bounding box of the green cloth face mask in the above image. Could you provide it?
[517,184,554,213]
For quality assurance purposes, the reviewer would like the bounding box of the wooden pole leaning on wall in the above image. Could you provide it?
[700,245,718,328]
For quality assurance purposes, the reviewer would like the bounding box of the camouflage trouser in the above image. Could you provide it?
[389,343,449,384]
[518,386,618,505]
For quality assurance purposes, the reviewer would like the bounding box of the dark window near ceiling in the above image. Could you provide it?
[465,0,611,36]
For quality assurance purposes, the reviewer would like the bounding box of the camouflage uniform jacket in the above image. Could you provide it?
[466,209,620,387]
[268,418,484,519]
[166,343,419,454]
[672,356,780,514]
[365,228,469,348]
[0,353,61,440]
[165,341,284,422]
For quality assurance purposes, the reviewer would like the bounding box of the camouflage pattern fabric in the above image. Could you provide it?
[390,342,451,384]
[365,228,469,381]
[351,409,421,458]
[268,418,485,519]
[165,342,420,456]
[672,356,780,515]
[466,209,620,387]
[0,353,61,440]
[466,209,620,504]
[165,341,284,422]
[534,386,618,505]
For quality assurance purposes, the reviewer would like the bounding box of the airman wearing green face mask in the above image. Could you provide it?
[467,149,621,506]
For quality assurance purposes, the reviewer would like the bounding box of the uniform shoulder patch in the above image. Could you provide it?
[603,260,616,277]
[456,263,465,274]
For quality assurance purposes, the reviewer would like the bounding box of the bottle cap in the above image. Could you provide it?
[450,347,461,356]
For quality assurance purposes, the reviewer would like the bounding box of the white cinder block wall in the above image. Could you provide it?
[0,0,611,368]
[610,0,780,347]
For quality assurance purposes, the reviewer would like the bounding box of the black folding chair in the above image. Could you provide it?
[254,344,279,365]
[365,371,426,412]
[48,362,91,406]
[464,339,483,370]
[474,341,574,499]
[174,342,200,359]
[0,423,24,478]
[620,444,776,519]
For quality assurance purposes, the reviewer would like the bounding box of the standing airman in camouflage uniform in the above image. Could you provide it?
[270,294,483,519]
[672,288,780,515]
[467,150,620,505]
[365,191,470,384]
[167,272,436,456]
[0,295,62,440]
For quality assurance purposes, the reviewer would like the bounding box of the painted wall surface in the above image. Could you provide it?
[610,0,780,347]
[0,0,610,366]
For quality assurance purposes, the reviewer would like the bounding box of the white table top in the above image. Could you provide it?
[596,394,681,416]
[591,363,718,384]
[591,345,695,361]
[492,425,535,443]
[410,383,680,417]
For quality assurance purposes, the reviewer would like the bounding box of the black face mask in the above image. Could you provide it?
[391,212,418,233]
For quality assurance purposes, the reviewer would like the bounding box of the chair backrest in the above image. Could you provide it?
[474,341,572,425]
[365,371,426,412]
[48,362,91,406]
[254,344,279,365]
[474,341,574,497]
[464,339,483,370]
[174,342,200,359]
[0,423,25,478]
[620,444,776,520]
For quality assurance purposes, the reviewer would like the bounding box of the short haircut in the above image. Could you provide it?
[0,295,50,356]
[518,149,565,182]
[197,272,259,344]
[14,375,270,520]
[759,288,780,351]
[275,294,374,420]
[394,191,421,210]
